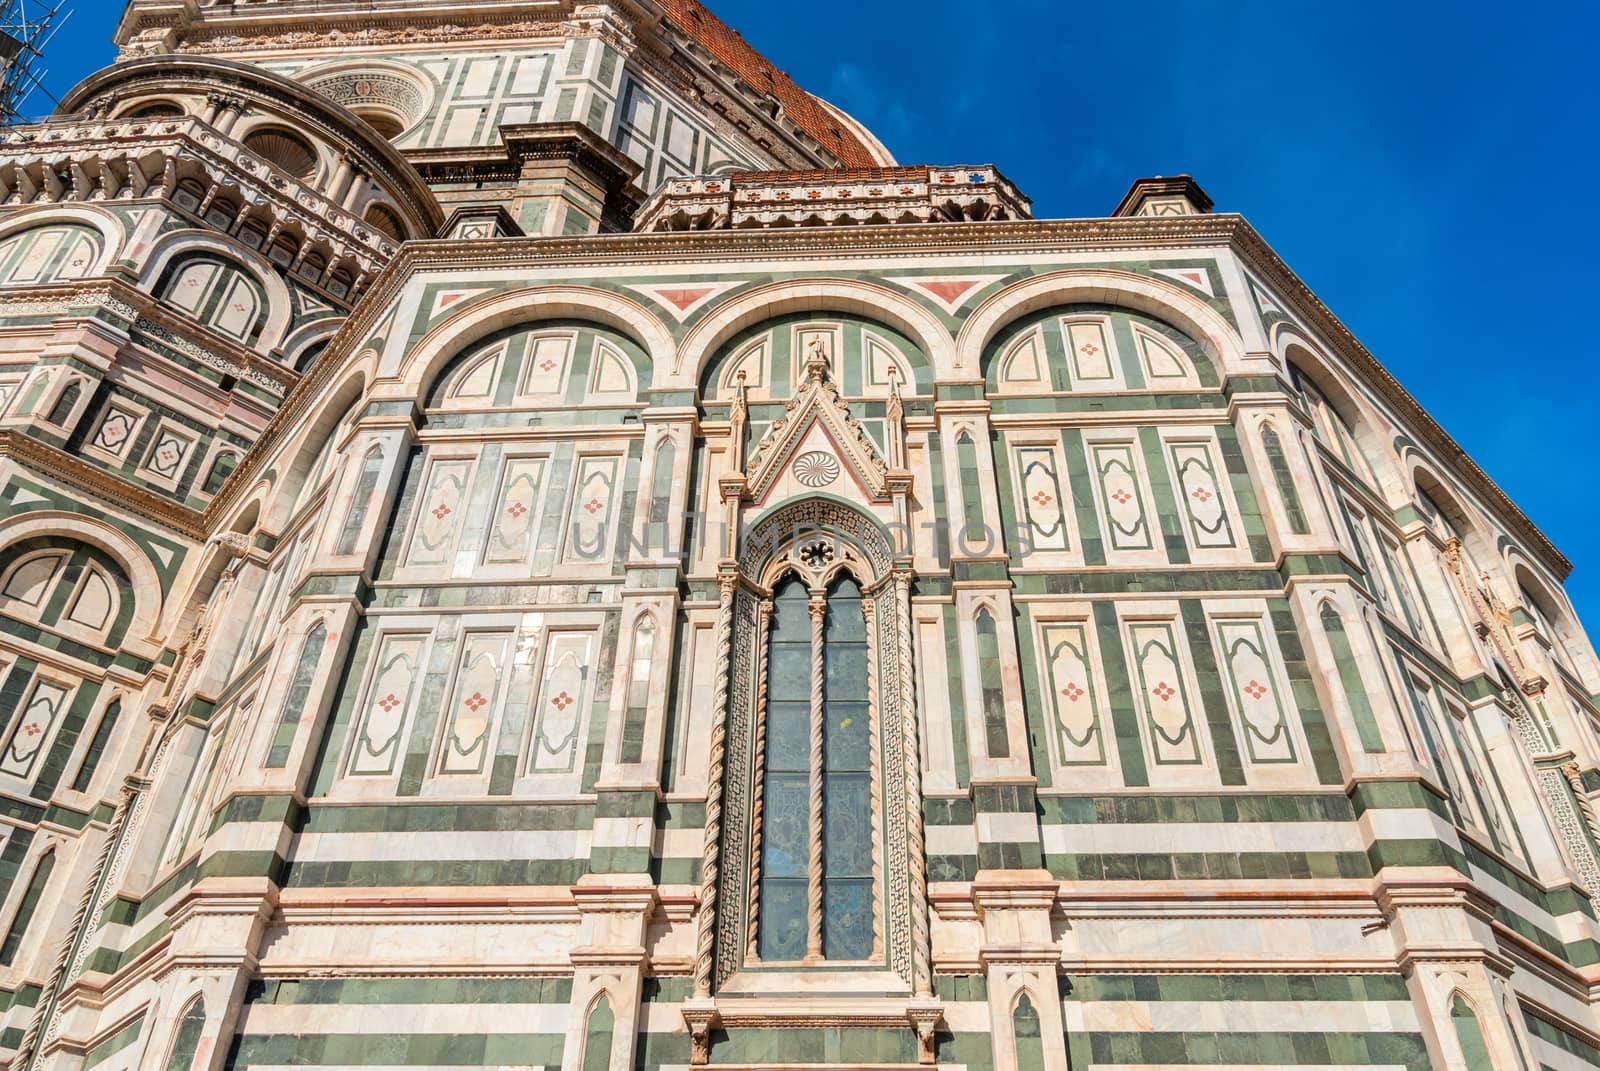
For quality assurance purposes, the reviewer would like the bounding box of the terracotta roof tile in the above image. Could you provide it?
[659,0,879,168]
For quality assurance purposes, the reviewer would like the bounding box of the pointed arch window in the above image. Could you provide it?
[1260,424,1309,534]
[335,444,384,555]
[712,501,924,993]
[45,379,81,427]
[619,615,657,765]
[201,450,238,496]
[266,621,327,768]
[1450,994,1493,1071]
[975,608,1010,758]
[0,847,54,965]
[581,994,614,1071]
[71,698,122,792]
[646,437,677,557]
[956,431,985,548]
[1318,604,1384,754]
[1013,993,1046,1071]
[163,996,207,1071]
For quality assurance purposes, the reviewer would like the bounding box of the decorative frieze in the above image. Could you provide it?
[635,164,1033,231]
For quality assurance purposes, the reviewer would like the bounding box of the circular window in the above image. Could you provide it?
[241,128,319,181]
[305,70,426,142]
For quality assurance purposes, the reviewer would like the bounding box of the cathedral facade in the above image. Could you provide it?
[0,1,1594,1069]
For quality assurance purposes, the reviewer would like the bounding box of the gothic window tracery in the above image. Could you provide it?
[755,568,876,963]
[713,500,919,990]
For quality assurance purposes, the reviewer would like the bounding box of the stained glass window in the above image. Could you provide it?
[757,571,875,963]
[759,577,812,961]
[822,577,871,960]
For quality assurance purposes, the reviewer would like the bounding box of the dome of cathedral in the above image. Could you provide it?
[657,0,889,167]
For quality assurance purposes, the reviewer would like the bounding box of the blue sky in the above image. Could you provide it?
[30,0,1600,628]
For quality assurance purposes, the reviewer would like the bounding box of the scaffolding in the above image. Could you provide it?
[0,0,69,127]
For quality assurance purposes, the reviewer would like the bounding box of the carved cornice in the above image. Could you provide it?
[0,116,394,272]
[636,165,1031,232]
[167,18,566,55]
[134,306,297,394]
[406,124,645,227]
[0,277,297,393]
[0,431,206,541]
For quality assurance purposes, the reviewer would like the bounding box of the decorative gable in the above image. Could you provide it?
[744,337,889,504]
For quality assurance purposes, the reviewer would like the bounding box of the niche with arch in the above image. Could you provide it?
[1281,345,1384,490]
[0,537,135,646]
[0,222,102,286]
[123,99,186,119]
[426,319,651,417]
[703,313,931,405]
[363,203,406,242]
[241,127,321,182]
[983,303,1213,397]
[303,67,430,144]
[155,253,270,346]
